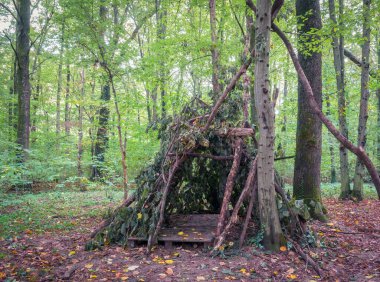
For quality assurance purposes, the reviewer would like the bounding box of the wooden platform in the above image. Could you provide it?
[127,214,218,248]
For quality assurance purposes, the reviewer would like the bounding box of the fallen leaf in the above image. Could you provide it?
[85,263,93,269]
[177,231,184,236]
[137,213,143,220]
[121,276,129,281]
[326,222,334,226]
[68,251,76,256]
[158,273,167,279]
[0,272,6,279]
[196,276,206,281]
[165,259,174,264]
[280,246,287,252]
[287,274,297,280]
[166,267,174,275]
[90,275,97,279]
[128,265,139,271]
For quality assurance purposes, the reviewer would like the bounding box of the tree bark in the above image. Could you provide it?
[325,93,337,183]
[254,0,282,251]
[209,0,221,100]
[377,30,380,171]
[216,138,243,237]
[91,0,111,180]
[156,0,167,118]
[64,64,70,135]
[293,0,326,221]
[353,0,371,201]
[328,0,350,197]
[15,0,31,161]
[56,22,64,135]
[78,68,85,178]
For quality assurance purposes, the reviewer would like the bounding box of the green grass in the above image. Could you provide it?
[0,187,124,238]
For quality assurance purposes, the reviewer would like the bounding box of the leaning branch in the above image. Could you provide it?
[344,48,377,78]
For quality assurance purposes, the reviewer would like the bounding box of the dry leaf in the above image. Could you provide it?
[166,267,174,275]
[85,263,93,269]
[196,276,206,281]
[165,259,174,264]
[280,246,287,252]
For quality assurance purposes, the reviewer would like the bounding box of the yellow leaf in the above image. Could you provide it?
[172,252,180,257]
[0,272,6,279]
[280,246,287,252]
[69,251,76,256]
[90,275,97,279]
[239,268,247,274]
[177,231,184,236]
[137,213,143,220]
[273,271,278,276]
[85,263,93,269]
[165,259,174,265]
[287,274,297,280]
[121,276,129,281]
[327,222,334,226]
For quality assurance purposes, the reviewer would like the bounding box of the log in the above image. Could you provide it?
[214,127,255,137]
[214,157,257,250]
[167,152,234,161]
[216,138,244,237]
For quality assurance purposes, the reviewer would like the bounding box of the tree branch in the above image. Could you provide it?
[0,3,17,20]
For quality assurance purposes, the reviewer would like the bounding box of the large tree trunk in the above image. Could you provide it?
[353,0,371,201]
[254,0,282,251]
[9,55,16,140]
[328,0,351,198]
[15,0,31,161]
[293,0,326,221]
[91,0,110,180]
[377,30,380,171]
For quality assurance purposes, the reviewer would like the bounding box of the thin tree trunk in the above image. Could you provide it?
[326,93,337,183]
[328,0,350,198]
[65,64,70,135]
[353,0,371,201]
[15,0,31,161]
[209,0,221,100]
[56,22,64,135]
[9,55,16,140]
[78,68,84,177]
[254,0,282,251]
[293,0,325,221]
[156,0,167,119]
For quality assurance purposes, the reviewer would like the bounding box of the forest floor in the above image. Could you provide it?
[0,185,379,282]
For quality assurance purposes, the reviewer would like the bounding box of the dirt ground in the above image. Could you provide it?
[0,199,379,281]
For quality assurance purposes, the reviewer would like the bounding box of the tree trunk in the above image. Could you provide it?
[156,0,167,118]
[65,64,70,135]
[293,0,326,221]
[328,0,350,198]
[15,0,31,161]
[9,55,16,140]
[78,68,84,177]
[326,93,337,183]
[353,0,371,201]
[209,0,221,100]
[91,0,111,180]
[254,0,282,251]
[377,30,380,171]
[56,22,64,136]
